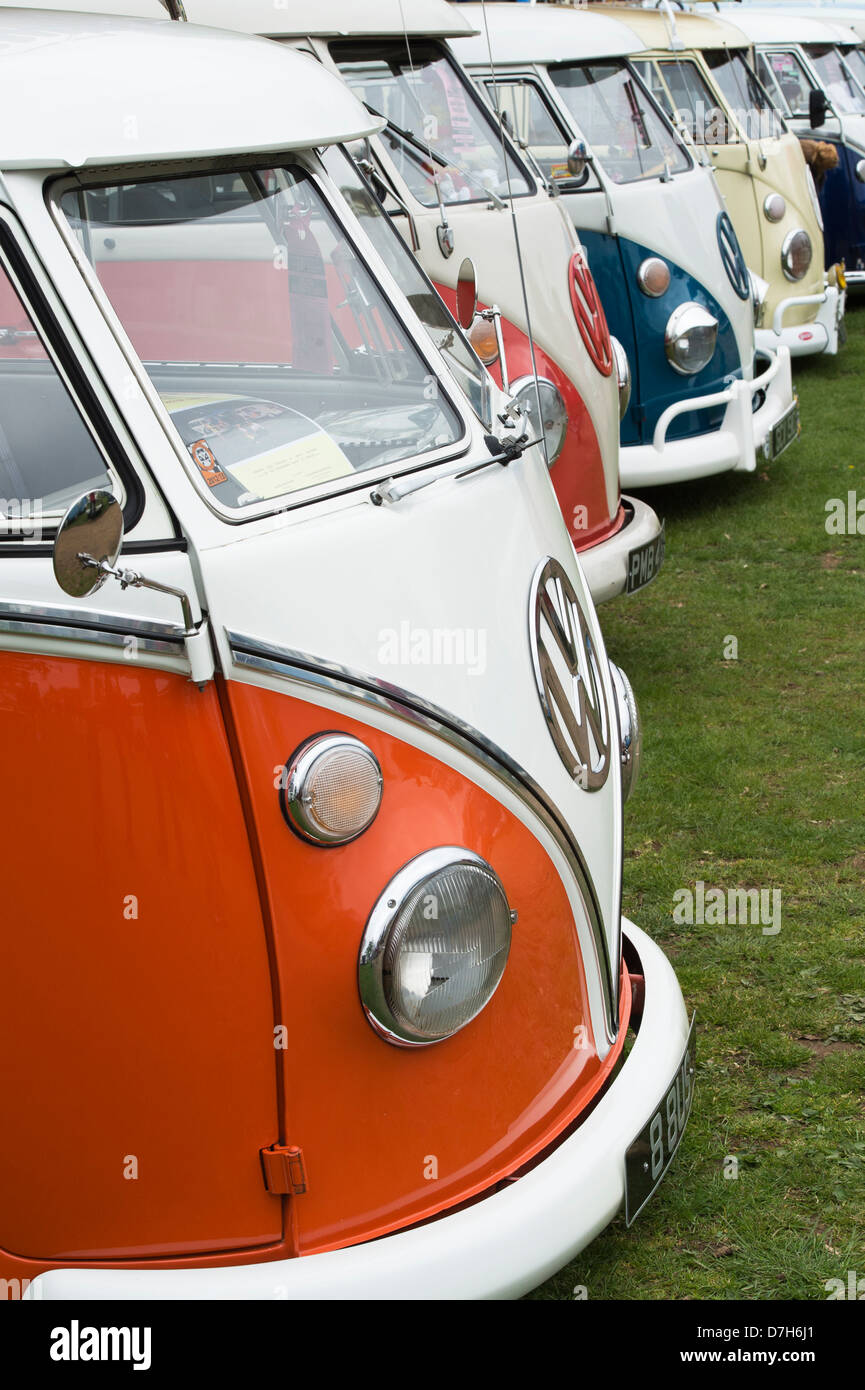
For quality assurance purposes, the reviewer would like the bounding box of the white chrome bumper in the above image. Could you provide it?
[619,346,794,488]
[578,494,663,606]
[755,283,845,358]
[25,919,690,1303]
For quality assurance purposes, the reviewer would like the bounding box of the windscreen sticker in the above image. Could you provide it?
[188,438,228,488]
[228,432,353,498]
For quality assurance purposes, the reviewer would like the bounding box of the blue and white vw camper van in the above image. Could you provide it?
[453,3,800,489]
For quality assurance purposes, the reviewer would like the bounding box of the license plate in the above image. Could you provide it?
[764,401,800,462]
[625,1014,696,1226]
[626,522,665,595]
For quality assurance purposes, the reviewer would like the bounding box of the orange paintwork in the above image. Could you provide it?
[435,284,620,551]
[0,658,629,1283]
[0,653,281,1268]
[223,680,626,1255]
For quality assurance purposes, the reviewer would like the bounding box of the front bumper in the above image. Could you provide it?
[755,283,845,358]
[578,494,664,605]
[619,346,795,489]
[26,919,690,1302]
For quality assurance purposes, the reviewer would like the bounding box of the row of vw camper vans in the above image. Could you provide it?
[0,0,852,1301]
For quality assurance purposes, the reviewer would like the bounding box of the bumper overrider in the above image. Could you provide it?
[578,494,665,605]
[755,281,845,358]
[619,346,795,489]
[26,920,691,1301]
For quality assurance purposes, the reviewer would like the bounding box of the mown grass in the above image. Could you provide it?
[531,299,865,1300]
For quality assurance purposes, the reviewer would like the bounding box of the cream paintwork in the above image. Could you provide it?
[610,6,842,356]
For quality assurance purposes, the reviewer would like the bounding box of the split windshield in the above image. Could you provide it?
[59,165,463,513]
[806,45,865,115]
[548,60,689,184]
[333,40,532,206]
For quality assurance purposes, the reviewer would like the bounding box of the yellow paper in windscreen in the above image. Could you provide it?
[228,430,353,498]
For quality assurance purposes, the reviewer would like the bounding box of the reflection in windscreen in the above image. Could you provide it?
[549,61,689,184]
[333,40,530,207]
[756,50,814,118]
[61,168,461,510]
[637,58,728,143]
[704,51,783,139]
[807,46,865,115]
[322,143,491,426]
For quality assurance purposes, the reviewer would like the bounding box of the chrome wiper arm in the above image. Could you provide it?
[368,104,507,209]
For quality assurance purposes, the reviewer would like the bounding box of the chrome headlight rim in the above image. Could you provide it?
[781,227,813,282]
[855,157,865,184]
[609,662,642,803]
[610,336,631,420]
[636,255,671,298]
[510,374,568,467]
[280,732,383,846]
[359,847,514,1048]
[663,301,719,377]
[748,268,770,329]
[763,192,786,223]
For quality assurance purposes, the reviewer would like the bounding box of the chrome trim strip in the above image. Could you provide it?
[0,601,185,653]
[226,628,619,1043]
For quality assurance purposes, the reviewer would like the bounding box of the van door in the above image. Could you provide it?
[0,214,281,1264]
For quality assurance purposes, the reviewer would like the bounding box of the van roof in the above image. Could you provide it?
[600,6,749,53]
[0,8,380,171]
[449,2,644,64]
[181,0,476,39]
[708,6,860,45]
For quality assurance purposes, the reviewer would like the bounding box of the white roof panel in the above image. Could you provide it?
[0,9,381,170]
[448,2,645,65]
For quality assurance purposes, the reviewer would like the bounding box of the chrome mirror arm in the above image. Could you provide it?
[78,554,199,636]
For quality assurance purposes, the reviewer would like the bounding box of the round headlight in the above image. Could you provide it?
[281,733,382,845]
[855,158,865,184]
[637,256,671,298]
[763,192,786,223]
[781,228,812,281]
[512,376,568,467]
[664,302,718,376]
[359,848,514,1046]
[610,336,631,420]
[609,663,642,803]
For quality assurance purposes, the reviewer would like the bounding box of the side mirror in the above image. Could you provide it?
[566,138,592,182]
[53,489,123,598]
[456,256,478,330]
[809,88,829,128]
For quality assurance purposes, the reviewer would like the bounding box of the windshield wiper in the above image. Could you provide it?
[366,104,507,209]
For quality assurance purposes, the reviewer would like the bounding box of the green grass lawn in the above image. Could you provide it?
[531,298,865,1301]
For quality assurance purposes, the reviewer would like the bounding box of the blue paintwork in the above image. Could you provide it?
[579,228,744,448]
[814,139,865,276]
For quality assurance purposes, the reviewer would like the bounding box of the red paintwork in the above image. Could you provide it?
[436,284,620,551]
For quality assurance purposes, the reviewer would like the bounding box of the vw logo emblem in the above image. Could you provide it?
[717,211,750,301]
[568,250,613,377]
[529,557,611,791]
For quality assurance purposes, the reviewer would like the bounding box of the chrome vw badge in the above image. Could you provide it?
[529,557,611,791]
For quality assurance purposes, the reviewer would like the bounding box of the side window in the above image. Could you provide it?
[0,254,114,536]
[486,79,572,182]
